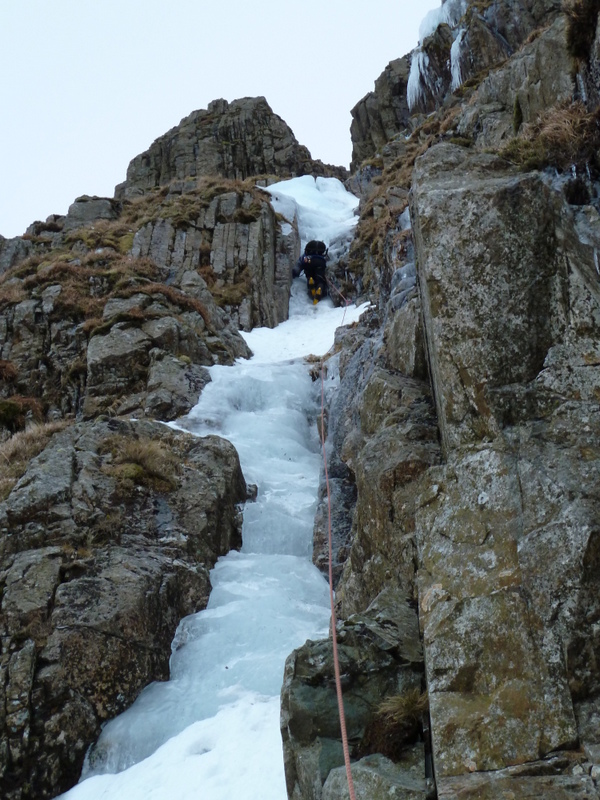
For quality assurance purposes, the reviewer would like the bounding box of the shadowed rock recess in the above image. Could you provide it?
[3,1,600,797]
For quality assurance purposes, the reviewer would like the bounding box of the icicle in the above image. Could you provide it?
[594,248,599,277]
[451,28,466,91]
[409,0,469,108]
[577,72,588,105]
[407,49,431,110]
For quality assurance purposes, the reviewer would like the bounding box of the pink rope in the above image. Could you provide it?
[320,366,357,800]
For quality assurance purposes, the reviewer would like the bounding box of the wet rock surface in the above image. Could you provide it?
[0,418,247,798]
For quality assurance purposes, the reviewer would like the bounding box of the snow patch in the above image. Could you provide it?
[419,0,467,41]
[264,175,358,252]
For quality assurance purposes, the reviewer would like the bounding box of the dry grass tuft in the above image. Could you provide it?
[0,281,27,308]
[0,420,71,501]
[501,101,600,172]
[356,688,429,762]
[100,434,179,493]
[377,689,429,723]
[65,219,135,254]
[0,395,44,432]
[0,361,18,382]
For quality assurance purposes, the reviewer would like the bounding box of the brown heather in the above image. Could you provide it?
[99,434,179,493]
[0,360,17,382]
[501,101,600,172]
[356,688,429,762]
[0,420,71,501]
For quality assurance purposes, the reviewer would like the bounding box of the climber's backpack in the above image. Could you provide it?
[304,240,328,257]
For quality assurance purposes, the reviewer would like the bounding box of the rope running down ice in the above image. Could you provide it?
[325,277,350,325]
[320,365,356,800]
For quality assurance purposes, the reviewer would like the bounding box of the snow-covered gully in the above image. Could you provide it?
[59,177,367,800]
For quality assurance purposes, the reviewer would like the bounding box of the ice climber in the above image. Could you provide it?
[293,240,328,303]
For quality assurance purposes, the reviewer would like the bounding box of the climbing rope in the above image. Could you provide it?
[320,366,357,800]
[325,276,351,325]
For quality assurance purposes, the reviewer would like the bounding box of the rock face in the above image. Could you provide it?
[0,418,247,798]
[0,94,314,799]
[281,588,428,800]
[410,143,600,791]
[457,14,575,149]
[349,0,565,170]
[4,3,600,796]
[289,2,600,799]
[350,57,411,171]
[116,97,347,198]
[0,237,32,277]
[0,178,299,427]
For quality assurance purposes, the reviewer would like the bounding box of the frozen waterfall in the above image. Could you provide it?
[58,177,366,800]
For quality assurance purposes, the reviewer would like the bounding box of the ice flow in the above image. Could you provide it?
[58,176,364,800]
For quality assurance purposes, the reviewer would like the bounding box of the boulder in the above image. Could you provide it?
[0,417,247,799]
[62,196,121,232]
[144,350,211,421]
[323,753,430,800]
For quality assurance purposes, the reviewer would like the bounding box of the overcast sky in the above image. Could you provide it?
[0,0,439,239]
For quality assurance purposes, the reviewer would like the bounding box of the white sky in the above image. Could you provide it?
[0,0,440,239]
